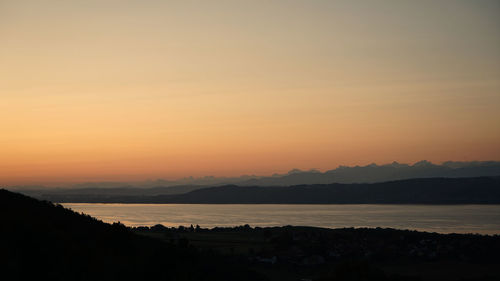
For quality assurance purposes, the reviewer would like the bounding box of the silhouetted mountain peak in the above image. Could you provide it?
[334,165,350,171]
[287,169,303,175]
[412,160,435,167]
[383,161,410,168]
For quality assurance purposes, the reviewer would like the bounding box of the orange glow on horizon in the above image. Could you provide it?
[1,1,499,185]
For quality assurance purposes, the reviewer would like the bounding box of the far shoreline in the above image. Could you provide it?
[59,202,500,205]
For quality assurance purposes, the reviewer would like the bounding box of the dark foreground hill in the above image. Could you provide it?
[0,189,264,281]
[42,176,500,204]
[2,189,500,281]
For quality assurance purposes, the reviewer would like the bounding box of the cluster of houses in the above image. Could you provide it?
[248,227,498,267]
[134,224,499,267]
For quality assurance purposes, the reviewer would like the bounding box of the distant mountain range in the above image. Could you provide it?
[13,161,500,190]
[12,161,500,202]
[235,161,500,186]
[27,176,500,204]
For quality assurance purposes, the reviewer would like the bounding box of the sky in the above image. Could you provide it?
[1,0,499,185]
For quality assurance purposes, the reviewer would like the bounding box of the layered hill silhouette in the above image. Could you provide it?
[237,161,500,186]
[17,161,500,201]
[37,176,500,204]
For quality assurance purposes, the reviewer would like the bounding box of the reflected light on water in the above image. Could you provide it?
[63,204,500,235]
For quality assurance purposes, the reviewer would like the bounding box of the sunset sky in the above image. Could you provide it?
[1,0,499,185]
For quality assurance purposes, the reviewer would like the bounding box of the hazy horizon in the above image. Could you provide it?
[4,159,500,187]
[2,0,499,185]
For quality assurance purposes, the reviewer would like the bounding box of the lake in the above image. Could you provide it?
[63,204,500,235]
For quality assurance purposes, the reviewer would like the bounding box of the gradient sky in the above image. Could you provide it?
[1,0,499,185]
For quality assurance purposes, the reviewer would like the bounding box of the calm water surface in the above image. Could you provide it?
[63,204,500,235]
